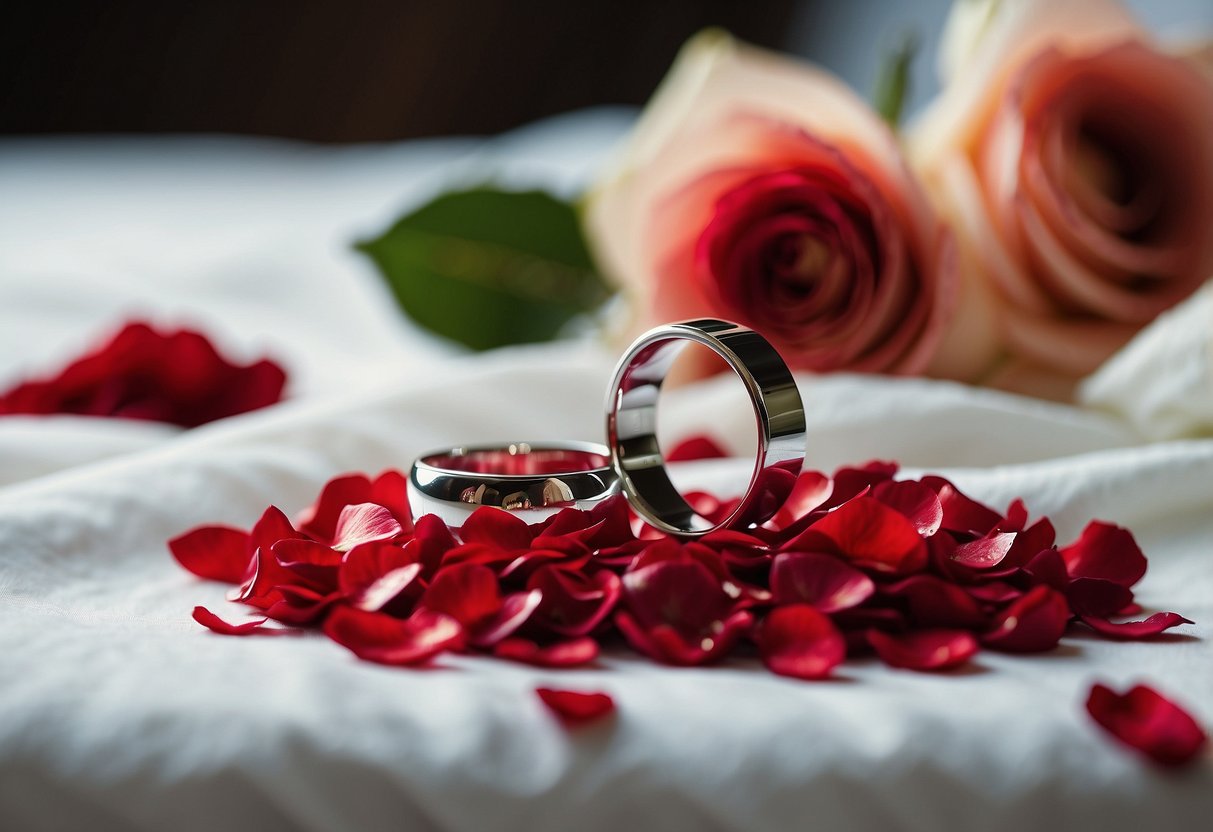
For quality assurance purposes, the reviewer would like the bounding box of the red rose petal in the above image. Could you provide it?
[471,589,543,647]
[272,538,343,567]
[755,604,846,680]
[331,503,404,552]
[924,478,1003,536]
[1002,499,1029,532]
[769,552,874,613]
[419,563,502,629]
[1080,612,1193,640]
[249,505,305,554]
[871,480,944,537]
[528,566,622,637]
[965,582,1022,604]
[407,514,460,576]
[764,470,831,532]
[263,589,341,625]
[458,507,534,551]
[785,496,927,574]
[192,605,282,636]
[824,462,898,510]
[369,469,414,530]
[1060,521,1147,588]
[170,525,252,583]
[1067,578,1134,618]
[666,435,729,462]
[867,628,978,671]
[0,321,285,427]
[322,606,464,665]
[982,585,1070,653]
[536,687,615,724]
[351,563,423,613]
[1021,548,1069,591]
[494,637,599,667]
[296,474,373,543]
[339,540,420,596]
[884,574,987,629]
[1086,682,1208,767]
[950,532,1017,569]
[615,609,752,666]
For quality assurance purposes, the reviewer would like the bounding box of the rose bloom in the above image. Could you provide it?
[585,31,956,378]
[909,0,1213,395]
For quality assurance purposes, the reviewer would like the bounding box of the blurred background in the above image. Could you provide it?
[4,0,1209,143]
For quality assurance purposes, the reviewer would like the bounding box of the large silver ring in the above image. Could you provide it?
[605,319,806,537]
[408,442,619,527]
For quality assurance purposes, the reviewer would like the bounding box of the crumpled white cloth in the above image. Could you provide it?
[0,111,1210,832]
[1080,282,1213,441]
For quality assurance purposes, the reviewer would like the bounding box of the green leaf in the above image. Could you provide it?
[872,32,919,129]
[356,187,611,351]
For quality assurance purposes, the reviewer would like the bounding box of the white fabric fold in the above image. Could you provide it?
[1079,282,1213,440]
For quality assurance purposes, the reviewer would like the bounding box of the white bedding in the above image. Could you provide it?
[0,111,1209,832]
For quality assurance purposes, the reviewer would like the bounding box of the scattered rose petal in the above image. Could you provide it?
[331,503,404,552]
[170,526,252,583]
[351,563,424,613]
[885,575,987,629]
[494,637,599,667]
[471,589,543,647]
[950,532,1017,569]
[786,495,927,574]
[982,585,1070,653]
[418,563,502,630]
[192,605,281,636]
[755,604,846,680]
[536,687,616,724]
[1060,521,1147,588]
[871,480,944,536]
[323,607,464,665]
[1021,548,1069,591]
[769,552,874,612]
[666,435,729,461]
[458,506,535,550]
[528,566,622,637]
[868,628,978,671]
[1080,612,1193,640]
[0,321,286,427]
[295,474,374,542]
[1086,682,1207,767]
[1067,578,1134,618]
[924,478,1003,536]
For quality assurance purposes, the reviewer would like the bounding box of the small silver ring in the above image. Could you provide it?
[605,319,806,537]
[408,441,619,527]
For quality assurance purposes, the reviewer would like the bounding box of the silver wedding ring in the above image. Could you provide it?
[605,319,805,536]
[408,441,619,527]
[409,319,805,537]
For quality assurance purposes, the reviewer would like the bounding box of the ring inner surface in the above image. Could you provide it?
[425,446,609,476]
[614,337,735,533]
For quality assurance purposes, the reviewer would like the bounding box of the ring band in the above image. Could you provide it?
[408,441,619,527]
[605,319,806,537]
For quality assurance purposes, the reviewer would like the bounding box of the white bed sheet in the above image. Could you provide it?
[0,111,1210,832]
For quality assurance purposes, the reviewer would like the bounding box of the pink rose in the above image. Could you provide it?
[910,0,1213,393]
[584,31,955,377]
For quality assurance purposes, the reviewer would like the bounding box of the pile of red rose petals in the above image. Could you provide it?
[171,443,1203,763]
[0,320,286,427]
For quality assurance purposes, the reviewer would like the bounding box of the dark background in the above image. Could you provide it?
[0,0,799,142]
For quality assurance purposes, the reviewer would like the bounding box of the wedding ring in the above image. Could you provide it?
[605,319,805,537]
[408,441,619,527]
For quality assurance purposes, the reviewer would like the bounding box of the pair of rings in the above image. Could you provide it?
[409,319,806,537]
